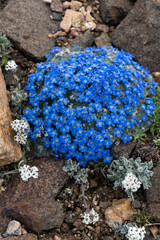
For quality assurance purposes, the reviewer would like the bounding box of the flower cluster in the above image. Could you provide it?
[5,60,17,72]
[81,208,99,225]
[126,226,146,240]
[122,172,141,192]
[24,46,156,166]
[11,119,30,145]
[19,165,38,181]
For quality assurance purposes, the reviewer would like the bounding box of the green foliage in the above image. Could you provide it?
[133,210,150,228]
[107,156,154,201]
[0,32,11,66]
[150,86,160,135]
[133,129,148,143]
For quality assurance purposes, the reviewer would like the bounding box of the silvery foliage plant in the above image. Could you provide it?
[107,156,154,201]
[113,221,146,240]
[63,158,89,188]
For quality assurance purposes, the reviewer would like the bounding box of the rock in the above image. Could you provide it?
[6,197,64,232]
[51,0,63,12]
[150,226,159,239]
[60,9,84,32]
[70,28,81,37]
[145,161,160,222]
[69,30,94,48]
[70,0,82,11]
[152,72,160,85]
[84,21,96,30]
[3,234,37,240]
[0,157,68,232]
[95,32,112,48]
[96,24,109,33]
[110,141,136,160]
[99,201,111,209]
[111,0,160,72]
[3,221,21,237]
[0,68,22,167]
[86,9,94,22]
[52,31,67,39]
[147,203,160,222]
[90,179,98,189]
[105,198,136,227]
[132,200,141,209]
[52,12,62,21]
[0,0,59,60]
[145,161,160,204]
[100,0,134,26]
[43,0,52,3]
[63,1,71,10]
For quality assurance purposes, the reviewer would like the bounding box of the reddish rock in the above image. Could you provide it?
[100,0,134,26]
[63,1,71,10]
[111,0,160,72]
[0,68,22,167]
[0,0,59,60]
[70,28,81,37]
[95,32,112,48]
[6,197,64,232]
[0,157,68,232]
[51,0,63,13]
[105,199,136,227]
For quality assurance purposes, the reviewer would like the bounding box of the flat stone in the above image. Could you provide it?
[95,32,112,48]
[4,234,37,240]
[51,0,63,13]
[100,0,134,26]
[70,0,82,11]
[0,157,68,232]
[0,68,22,167]
[69,30,94,48]
[5,197,65,232]
[105,198,136,227]
[111,0,160,72]
[0,0,60,60]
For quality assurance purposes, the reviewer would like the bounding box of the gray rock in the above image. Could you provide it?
[0,0,60,60]
[132,200,141,209]
[95,32,112,48]
[100,0,135,26]
[52,12,62,21]
[51,0,63,12]
[69,30,94,48]
[147,203,160,222]
[110,141,136,160]
[111,0,160,72]
[145,161,160,204]
[0,157,68,232]
[3,220,21,237]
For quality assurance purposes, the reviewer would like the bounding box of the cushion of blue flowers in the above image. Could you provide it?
[24,46,156,166]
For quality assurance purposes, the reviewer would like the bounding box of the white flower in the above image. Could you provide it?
[11,119,30,145]
[81,208,99,225]
[5,60,17,72]
[122,172,141,192]
[126,226,146,240]
[19,165,38,181]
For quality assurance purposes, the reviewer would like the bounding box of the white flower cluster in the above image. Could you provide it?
[126,226,146,240]
[11,119,30,145]
[5,60,17,72]
[81,208,99,225]
[19,165,38,181]
[122,172,141,192]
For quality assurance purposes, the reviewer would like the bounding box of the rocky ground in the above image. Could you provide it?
[0,0,160,239]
